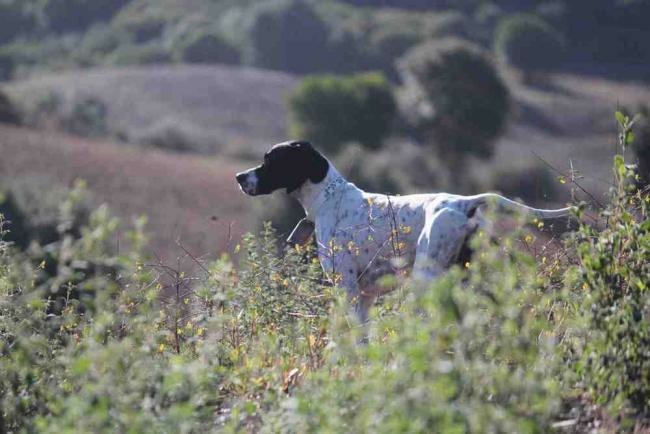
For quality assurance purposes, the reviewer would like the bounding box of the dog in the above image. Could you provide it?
[236,141,571,322]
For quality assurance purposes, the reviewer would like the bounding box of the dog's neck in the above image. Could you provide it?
[291,163,353,219]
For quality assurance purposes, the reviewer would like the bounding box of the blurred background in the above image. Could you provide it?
[0,0,649,259]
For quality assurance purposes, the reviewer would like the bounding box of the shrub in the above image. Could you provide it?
[494,13,565,80]
[63,96,108,137]
[568,154,650,419]
[489,161,557,204]
[105,43,171,66]
[0,1,36,45]
[0,177,88,249]
[0,90,21,125]
[288,72,396,153]
[133,119,205,153]
[77,24,130,61]
[40,0,131,33]
[398,38,510,172]
[243,0,331,73]
[175,32,240,65]
[262,221,562,432]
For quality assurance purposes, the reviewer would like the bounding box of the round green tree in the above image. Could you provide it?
[398,39,510,171]
[176,32,240,65]
[288,72,396,153]
[494,13,565,80]
[244,0,330,74]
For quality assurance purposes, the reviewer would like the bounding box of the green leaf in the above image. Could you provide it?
[615,111,627,126]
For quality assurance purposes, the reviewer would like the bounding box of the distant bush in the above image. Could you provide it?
[63,96,108,137]
[333,144,404,194]
[398,39,510,173]
[40,0,131,33]
[134,119,204,153]
[243,0,331,73]
[0,1,36,45]
[288,72,396,153]
[78,24,130,61]
[490,161,556,204]
[114,13,167,43]
[175,32,240,65]
[494,13,565,80]
[0,90,21,125]
[106,43,171,66]
[0,177,88,249]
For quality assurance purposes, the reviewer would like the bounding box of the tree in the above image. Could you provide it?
[288,72,396,153]
[0,90,21,125]
[176,32,240,65]
[494,13,565,81]
[41,0,130,33]
[244,0,330,74]
[398,39,510,172]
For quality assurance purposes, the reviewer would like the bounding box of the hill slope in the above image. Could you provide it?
[0,125,249,259]
[5,65,298,156]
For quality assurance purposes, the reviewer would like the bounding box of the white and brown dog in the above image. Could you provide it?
[236,141,571,322]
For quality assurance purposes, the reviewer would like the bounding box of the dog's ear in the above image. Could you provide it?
[284,141,328,194]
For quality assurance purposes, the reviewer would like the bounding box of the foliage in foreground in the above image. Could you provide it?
[1,120,649,432]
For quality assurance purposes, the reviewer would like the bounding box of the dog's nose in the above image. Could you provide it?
[236,172,247,184]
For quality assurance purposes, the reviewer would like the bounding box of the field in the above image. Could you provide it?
[0,124,248,259]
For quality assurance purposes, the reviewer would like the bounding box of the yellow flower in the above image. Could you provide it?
[158,343,165,353]
[234,244,241,253]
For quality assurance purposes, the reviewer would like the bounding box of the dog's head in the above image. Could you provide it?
[236,141,329,196]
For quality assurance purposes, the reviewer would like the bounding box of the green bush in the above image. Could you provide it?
[243,0,331,73]
[0,177,89,249]
[175,32,240,65]
[494,13,565,79]
[490,161,557,204]
[40,0,131,33]
[0,1,36,45]
[568,155,650,419]
[398,38,511,172]
[105,43,171,66]
[288,72,396,153]
[0,90,21,125]
[63,96,108,137]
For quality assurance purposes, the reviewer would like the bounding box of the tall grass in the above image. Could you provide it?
[1,114,648,432]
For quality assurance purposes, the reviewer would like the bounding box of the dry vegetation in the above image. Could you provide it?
[0,124,249,259]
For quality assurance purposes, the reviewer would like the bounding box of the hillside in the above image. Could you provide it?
[4,65,298,157]
[5,64,650,199]
[0,124,249,260]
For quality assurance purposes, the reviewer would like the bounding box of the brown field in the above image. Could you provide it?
[0,124,250,260]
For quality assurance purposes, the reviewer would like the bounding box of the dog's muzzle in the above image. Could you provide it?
[236,170,258,196]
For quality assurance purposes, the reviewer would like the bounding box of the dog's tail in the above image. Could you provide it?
[465,193,573,220]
